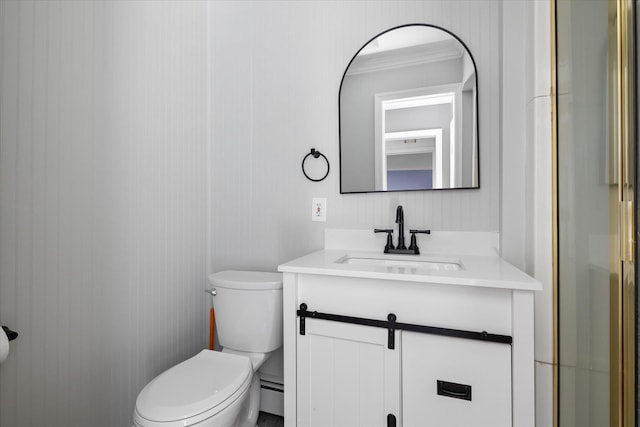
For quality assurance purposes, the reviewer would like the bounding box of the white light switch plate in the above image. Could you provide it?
[312,198,327,222]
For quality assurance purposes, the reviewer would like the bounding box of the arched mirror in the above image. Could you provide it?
[339,24,479,193]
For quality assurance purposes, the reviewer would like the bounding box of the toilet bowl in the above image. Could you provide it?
[133,271,283,427]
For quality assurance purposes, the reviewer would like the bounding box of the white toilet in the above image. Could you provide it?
[133,270,283,427]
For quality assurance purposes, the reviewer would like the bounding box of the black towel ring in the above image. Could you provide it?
[302,148,330,182]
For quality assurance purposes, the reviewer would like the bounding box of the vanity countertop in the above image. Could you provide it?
[278,249,542,292]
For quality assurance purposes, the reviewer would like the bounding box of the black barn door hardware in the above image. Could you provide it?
[296,303,512,348]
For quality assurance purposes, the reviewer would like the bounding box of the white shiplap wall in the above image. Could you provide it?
[209,0,502,273]
[0,1,209,426]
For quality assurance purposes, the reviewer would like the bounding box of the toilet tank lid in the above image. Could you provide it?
[208,270,283,290]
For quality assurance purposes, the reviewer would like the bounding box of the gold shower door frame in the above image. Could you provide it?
[552,0,636,426]
[609,1,635,426]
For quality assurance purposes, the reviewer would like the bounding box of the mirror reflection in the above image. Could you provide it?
[339,24,479,193]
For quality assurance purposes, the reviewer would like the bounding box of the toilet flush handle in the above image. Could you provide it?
[205,288,217,296]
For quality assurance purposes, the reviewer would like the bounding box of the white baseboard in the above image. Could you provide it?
[260,380,284,417]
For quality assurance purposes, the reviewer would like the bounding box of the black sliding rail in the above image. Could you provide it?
[297,303,512,349]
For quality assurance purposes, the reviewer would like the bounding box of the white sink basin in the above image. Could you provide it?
[335,254,463,271]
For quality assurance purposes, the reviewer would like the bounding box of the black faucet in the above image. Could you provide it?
[395,205,406,250]
[374,205,430,255]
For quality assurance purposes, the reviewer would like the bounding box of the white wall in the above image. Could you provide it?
[501,1,554,426]
[209,0,502,273]
[0,1,209,426]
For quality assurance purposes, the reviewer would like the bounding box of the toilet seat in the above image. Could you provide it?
[135,350,252,425]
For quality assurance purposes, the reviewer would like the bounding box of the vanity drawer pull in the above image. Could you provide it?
[437,380,472,401]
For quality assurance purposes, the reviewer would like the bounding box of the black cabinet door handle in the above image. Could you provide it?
[437,380,472,401]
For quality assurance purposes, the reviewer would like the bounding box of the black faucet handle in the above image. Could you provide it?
[374,228,395,253]
[409,229,431,235]
[408,229,431,254]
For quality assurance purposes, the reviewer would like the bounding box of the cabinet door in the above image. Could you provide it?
[402,331,512,427]
[297,318,400,427]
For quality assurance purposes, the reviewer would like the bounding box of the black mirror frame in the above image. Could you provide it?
[338,23,481,194]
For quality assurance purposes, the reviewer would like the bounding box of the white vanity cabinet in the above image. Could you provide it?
[279,246,541,427]
[296,319,400,427]
[402,332,512,427]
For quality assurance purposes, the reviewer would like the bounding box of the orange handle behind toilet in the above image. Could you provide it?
[208,307,215,350]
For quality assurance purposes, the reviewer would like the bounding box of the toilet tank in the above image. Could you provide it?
[208,270,283,353]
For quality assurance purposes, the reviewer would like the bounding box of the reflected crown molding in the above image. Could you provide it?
[346,39,464,76]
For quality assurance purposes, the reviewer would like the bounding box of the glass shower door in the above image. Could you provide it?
[556,0,635,425]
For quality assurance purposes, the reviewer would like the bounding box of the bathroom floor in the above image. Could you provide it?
[258,411,284,427]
